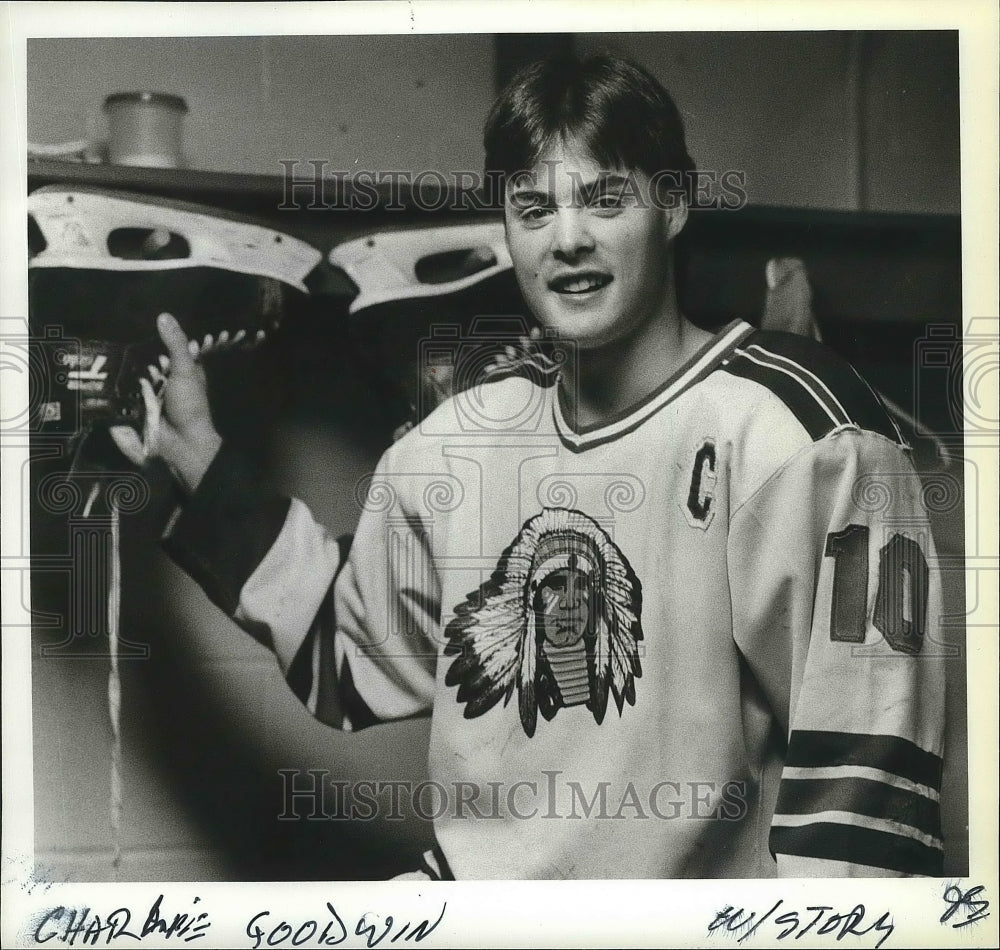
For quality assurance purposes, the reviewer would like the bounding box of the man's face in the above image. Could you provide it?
[504,139,681,351]
[535,567,592,648]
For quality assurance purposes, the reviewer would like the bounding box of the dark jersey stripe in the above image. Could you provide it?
[313,536,384,730]
[417,853,441,880]
[162,441,292,623]
[770,821,943,876]
[786,730,943,792]
[721,330,902,444]
[722,353,836,440]
[743,344,850,426]
[286,534,354,707]
[334,655,382,731]
[285,639,313,706]
[775,776,942,840]
[430,843,456,880]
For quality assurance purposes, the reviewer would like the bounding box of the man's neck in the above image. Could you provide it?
[558,300,712,430]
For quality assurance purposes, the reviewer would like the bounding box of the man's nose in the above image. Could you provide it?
[559,580,582,609]
[552,208,595,260]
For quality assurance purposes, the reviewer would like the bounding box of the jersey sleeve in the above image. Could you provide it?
[729,428,946,877]
[162,440,438,731]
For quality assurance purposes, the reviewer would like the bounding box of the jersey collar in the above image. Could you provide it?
[552,319,755,452]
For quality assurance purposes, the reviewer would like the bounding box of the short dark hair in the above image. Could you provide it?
[483,52,695,187]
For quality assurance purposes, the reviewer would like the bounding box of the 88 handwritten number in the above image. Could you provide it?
[940,883,990,929]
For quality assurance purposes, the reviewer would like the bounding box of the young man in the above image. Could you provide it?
[112,54,945,879]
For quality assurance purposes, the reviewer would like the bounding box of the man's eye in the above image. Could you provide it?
[518,205,552,223]
[592,192,625,212]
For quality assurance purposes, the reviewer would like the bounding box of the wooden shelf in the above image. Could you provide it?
[29,158,959,232]
[28,158,284,200]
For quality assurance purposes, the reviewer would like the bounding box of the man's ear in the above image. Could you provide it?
[663,197,688,242]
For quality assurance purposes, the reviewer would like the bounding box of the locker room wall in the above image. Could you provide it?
[574,31,960,215]
[27,35,496,181]
[27,33,966,882]
[28,32,960,214]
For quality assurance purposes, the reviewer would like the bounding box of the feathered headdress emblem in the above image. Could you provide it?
[444,507,643,738]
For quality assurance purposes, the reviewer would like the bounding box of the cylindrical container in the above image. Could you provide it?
[103,92,188,168]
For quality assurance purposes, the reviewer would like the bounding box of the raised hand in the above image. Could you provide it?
[110,312,222,494]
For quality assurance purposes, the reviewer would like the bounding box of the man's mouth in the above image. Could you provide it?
[548,272,613,295]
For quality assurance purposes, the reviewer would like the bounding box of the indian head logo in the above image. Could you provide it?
[444,507,643,738]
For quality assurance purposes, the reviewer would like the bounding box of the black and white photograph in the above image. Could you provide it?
[2,1,997,947]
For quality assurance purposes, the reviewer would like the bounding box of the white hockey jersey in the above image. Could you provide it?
[165,319,945,879]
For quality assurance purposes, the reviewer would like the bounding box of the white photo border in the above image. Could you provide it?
[2,2,997,948]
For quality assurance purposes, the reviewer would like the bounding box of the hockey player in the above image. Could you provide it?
[112,53,945,879]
